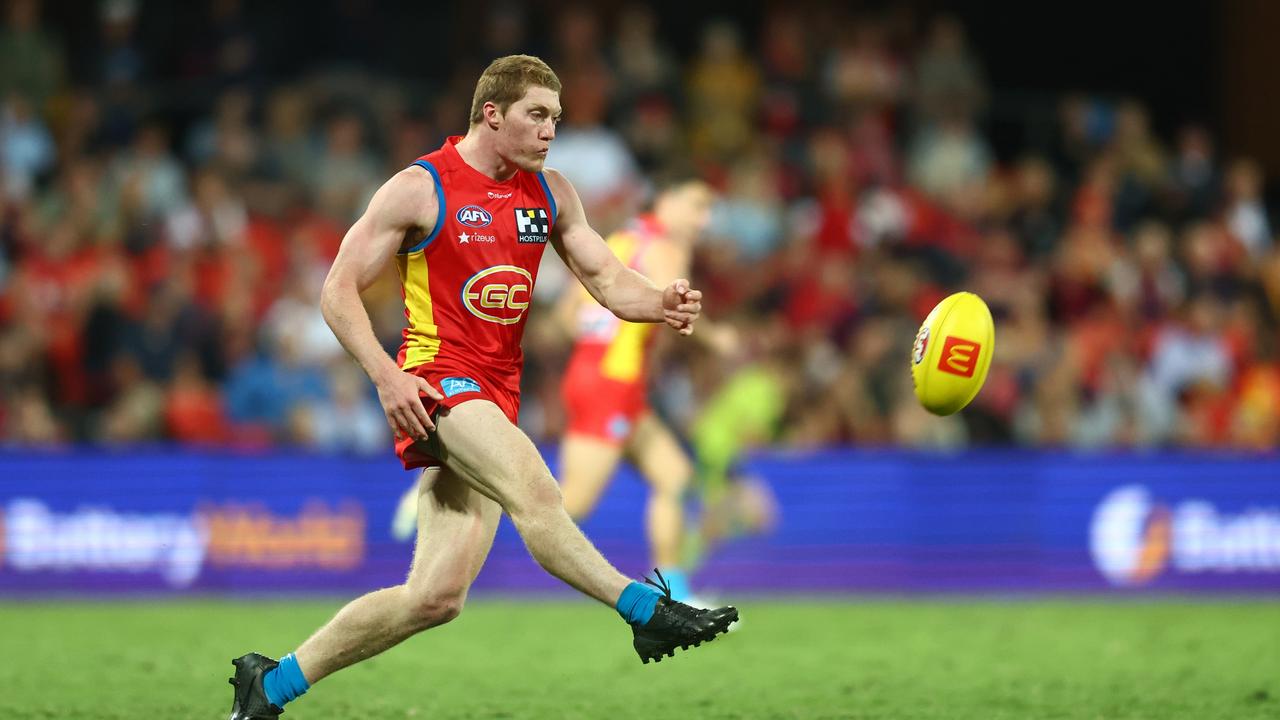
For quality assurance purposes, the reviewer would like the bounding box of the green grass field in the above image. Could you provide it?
[1,599,1277,719]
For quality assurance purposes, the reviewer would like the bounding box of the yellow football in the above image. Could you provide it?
[910,292,994,416]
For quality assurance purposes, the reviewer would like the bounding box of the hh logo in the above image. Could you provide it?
[456,205,493,228]
[515,208,550,243]
[937,336,980,378]
[461,265,533,325]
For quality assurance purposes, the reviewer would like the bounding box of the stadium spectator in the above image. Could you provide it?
[0,0,62,110]
[1,93,54,200]
[108,120,187,220]
[1223,157,1271,259]
[309,109,380,222]
[911,14,987,127]
[686,20,760,166]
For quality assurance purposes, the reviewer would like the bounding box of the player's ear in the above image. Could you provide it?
[484,102,502,130]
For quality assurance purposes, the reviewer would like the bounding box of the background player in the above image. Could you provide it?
[226,55,737,720]
[555,175,735,602]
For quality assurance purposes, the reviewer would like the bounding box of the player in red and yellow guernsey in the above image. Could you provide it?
[390,176,730,594]
[225,56,738,720]
[557,176,735,603]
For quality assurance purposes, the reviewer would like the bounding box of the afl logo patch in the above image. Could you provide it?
[456,205,493,228]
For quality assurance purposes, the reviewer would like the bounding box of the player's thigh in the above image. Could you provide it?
[432,398,560,516]
[405,465,502,595]
[626,413,693,494]
[559,433,625,517]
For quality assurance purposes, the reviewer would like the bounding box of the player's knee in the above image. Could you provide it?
[651,464,691,498]
[405,587,466,631]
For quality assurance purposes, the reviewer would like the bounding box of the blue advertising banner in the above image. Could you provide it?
[1,449,1278,596]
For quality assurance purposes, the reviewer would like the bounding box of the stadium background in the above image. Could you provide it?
[1,1,1279,717]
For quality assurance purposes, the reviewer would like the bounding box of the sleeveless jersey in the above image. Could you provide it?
[571,214,664,384]
[395,136,557,386]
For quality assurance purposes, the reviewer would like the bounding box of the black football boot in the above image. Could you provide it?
[227,653,284,719]
[631,569,739,664]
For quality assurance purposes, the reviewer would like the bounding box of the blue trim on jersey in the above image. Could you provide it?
[537,172,558,223]
[403,160,445,254]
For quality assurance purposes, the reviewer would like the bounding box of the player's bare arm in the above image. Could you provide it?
[544,168,703,336]
[320,166,445,442]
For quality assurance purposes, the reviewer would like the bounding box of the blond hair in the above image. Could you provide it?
[469,55,562,126]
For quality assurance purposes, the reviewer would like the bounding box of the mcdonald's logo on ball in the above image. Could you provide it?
[910,292,994,415]
[937,336,981,378]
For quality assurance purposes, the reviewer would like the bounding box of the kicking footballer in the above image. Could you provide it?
[393,175,730,602]
[225,55,738,719]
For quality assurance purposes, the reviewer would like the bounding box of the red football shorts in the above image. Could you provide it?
[393,362,521,471]
[561,351,648,446]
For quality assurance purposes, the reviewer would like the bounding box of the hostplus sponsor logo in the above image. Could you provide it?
[1089,484,1280,586]
[515,208,550,243]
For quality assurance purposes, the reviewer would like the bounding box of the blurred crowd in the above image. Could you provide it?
[1,0,1278,454]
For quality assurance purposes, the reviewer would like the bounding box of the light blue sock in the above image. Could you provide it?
[262,653,310,708]
[660,568,692,602]
[615,581,661,625]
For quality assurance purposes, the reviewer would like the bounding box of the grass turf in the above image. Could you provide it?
[0,599,1276,719]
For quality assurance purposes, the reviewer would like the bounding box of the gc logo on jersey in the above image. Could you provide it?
[461,265,533,325]
[515,208,550,243]
[456,205,493,228]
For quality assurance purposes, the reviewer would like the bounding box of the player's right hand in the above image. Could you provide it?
[662,279,702,336]
[376,371,443,442]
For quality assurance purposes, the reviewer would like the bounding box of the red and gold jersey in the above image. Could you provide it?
[395,136,557,392]
[569,214,665,385]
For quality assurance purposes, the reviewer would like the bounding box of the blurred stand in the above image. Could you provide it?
[0,0,1277,456]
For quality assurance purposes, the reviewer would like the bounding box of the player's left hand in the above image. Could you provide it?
[662,279,701,336]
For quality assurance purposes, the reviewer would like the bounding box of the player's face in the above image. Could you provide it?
[660,183,716,243]
[500,86,562,172]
